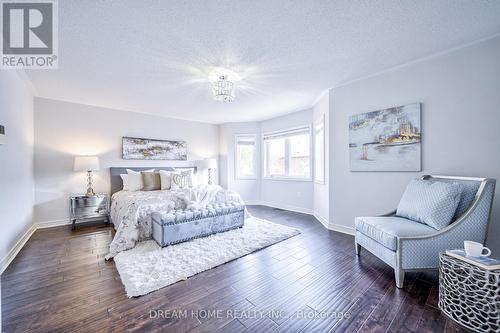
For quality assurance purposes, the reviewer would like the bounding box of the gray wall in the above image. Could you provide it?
[330,36,500,255]
[34,98,219,225]
[0,71,34,268]
[0,71,35,332]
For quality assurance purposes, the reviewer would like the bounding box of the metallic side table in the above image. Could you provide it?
[70,194,110,230]
[439,252,500,333]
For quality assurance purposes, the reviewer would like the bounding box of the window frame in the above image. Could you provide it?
[262,125,313,182]
[234,134,257,180]
[314,114,325,184]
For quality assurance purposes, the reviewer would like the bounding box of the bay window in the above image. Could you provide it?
[235,134,256,179]
[263,126,311,180]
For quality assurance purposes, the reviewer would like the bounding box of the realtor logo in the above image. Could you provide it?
[1,0,58,69]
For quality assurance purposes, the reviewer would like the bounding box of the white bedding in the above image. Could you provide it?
[105,185,245,259]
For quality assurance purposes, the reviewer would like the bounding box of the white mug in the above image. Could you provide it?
[464,241,491,257]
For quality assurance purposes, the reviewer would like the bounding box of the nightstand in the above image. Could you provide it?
[70,194,110,230]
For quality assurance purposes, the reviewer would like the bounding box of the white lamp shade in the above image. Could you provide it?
[73,156,100,171]
[196,158,217,169]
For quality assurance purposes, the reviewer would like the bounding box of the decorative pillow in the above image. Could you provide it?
[170,172,188,190]
[141,172,161,191]
[126,169,154,191]
[452,181,480,220]
[159,170,172,190]
[120,174,129,191]
[396,179,462,230]
[174,169,196,187]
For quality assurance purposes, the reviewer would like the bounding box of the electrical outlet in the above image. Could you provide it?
[0,125,4,145]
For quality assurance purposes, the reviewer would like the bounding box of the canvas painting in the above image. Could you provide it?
[349,103,421,171]
[122,137,187,160]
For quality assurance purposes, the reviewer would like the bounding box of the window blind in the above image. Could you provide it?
[262,126,310,141]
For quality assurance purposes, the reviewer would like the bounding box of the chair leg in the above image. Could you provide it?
[355,242,361,256]
[395,268,405,288]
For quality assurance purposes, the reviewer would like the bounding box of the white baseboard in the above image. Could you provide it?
[252,201,314,215]
[0,223,36,275]
[249,202,355,236]
[35,219,71,229]
[329,223,356,236]
[313,212,329,229]
[250,201,354,236]
[244,200,263,206]
[312,212,355,235]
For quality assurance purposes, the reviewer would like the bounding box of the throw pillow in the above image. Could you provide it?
[159,170,172,190]
[396,179,462,230]
[170,172,188,190]
[141,172,161,191]
[178,169,195,187]
[126,169,154,191]
[120,174,129,191]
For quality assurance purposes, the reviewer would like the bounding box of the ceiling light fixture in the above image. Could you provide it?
[212,75,235,103]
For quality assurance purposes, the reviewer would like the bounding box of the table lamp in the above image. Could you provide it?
[196,158,217,184]
[74,156,100,196]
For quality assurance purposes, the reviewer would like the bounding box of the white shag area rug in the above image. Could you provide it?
[113,217,301,297]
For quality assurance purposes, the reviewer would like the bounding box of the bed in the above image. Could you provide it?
[105,167,246,259]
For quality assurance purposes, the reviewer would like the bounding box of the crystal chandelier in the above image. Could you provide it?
[212,75,235,102]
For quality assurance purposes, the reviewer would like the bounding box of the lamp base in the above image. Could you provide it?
[86,171,95,197]
[208,168,214,185]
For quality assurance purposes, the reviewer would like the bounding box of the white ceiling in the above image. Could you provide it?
[26,0,500,124]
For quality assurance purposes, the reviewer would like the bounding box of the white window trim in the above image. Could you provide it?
[314,114,326,184]
[235,134,257,180]
[262,124,313,182]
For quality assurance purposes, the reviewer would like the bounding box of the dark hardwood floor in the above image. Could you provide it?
[1,206,471,333]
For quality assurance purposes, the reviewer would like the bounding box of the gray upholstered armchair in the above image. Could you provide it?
[355,175,496,288]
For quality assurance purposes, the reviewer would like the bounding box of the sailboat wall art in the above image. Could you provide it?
[349,103,421,172]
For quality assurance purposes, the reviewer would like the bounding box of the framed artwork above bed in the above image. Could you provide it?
[122,136,187,160]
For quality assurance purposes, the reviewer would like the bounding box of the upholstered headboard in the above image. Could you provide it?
[109,167,197,195]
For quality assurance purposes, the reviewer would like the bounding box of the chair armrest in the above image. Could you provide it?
[397,221,483,269]
[379,210,396,217]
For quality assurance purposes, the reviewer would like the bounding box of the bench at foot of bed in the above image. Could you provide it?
[151,202,245,247]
